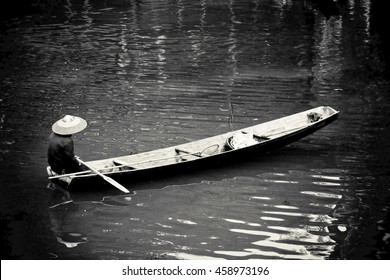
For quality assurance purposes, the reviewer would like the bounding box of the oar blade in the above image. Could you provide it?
[102,174,130,193]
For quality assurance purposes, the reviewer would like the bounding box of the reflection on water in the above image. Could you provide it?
[47,170,349,259]
[1,0,390,259]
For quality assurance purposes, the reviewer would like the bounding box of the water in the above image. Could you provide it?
[1,0,390,259]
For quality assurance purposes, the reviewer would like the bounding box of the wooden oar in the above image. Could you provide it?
[48,170,91,179]
[48,163,132,179]
[76,157,129,193]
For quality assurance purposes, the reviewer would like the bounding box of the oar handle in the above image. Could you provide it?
[48,170,91,179]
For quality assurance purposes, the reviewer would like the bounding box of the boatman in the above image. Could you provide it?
[47,115,88,175]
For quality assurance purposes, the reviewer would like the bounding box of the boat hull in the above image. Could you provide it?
[48,106,339,191]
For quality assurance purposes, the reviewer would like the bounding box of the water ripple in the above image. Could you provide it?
[3,0,388,260]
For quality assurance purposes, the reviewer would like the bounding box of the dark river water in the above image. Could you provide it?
[1,0,390,260]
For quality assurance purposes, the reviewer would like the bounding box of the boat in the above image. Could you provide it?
[47,106,339,190]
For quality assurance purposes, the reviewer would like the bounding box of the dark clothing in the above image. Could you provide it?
[48,133,81,174]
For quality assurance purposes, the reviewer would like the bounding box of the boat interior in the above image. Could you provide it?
[81,106,338,175]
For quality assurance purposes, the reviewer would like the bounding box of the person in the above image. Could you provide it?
[47,115,87,175]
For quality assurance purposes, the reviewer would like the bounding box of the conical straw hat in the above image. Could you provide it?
[52,115,87,135]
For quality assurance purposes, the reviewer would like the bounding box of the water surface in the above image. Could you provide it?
[1,0,389,259]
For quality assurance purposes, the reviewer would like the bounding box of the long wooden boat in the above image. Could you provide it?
[47,106,339,190]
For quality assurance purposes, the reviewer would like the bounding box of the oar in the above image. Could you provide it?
[76,157,129,193]
[48,170,91,179]
[48,163,132,179]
